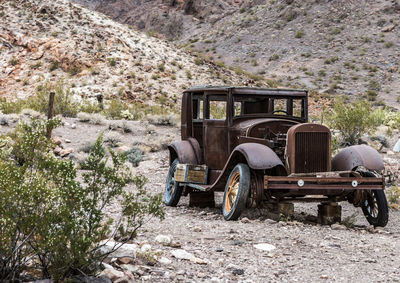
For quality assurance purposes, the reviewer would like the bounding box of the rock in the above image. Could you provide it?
[193,227,202,232]
[190,257,208,265]
[71,124,77,129]
[320,274,329,279]
[140,244,152,252]
[52,136,62,145]
[60,148,74,157]
[254,243,276,252]
[240,217,250,223]
[53,146,62,155]
[65,139,71,143]
[155,235,172,245]
[232,268,244,275]
[171,249,195,260]
[158,256,172,265]
[117,257,134,264]
[117,145,131,153]
[99,241,137,258]
[114,276,131,283]
[331,223,347,230]
[169,241,181,248]
[99,268,125,281]
[215,247,223,252]
[381,24,395,32]
[227,263,241,270]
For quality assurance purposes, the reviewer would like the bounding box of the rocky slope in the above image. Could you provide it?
[73,0,400,109]
[0,0,247,108]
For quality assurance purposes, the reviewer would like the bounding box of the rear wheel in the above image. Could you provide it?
[164,159,183,206]
[360,171,388,227]
[222,163,250,220]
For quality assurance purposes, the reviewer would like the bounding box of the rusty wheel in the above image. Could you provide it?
[360,171,388,227]
[222,163,250,221]
[164,159,183,206]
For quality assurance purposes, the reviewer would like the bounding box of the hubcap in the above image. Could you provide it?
[225,171,240,213]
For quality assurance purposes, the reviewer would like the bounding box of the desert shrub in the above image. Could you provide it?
[121,109,134,120]
[79,100,103,113]
[387,185,400,205]
[0,119,164,281]
[326,99,380,145]
[80,141,96,153]
[109,121,132,133]
[105,99,129,119]
[147,114,179,126]
[77,112,105,125]
[104,131,123,147]
[123,146,143,166]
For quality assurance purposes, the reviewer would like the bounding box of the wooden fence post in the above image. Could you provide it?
[46,91,55,139]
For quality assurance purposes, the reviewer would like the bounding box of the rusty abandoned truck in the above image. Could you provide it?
[164,87,388,227]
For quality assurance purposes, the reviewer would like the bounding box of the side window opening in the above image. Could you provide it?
[192,97,204,120]
[208,95,227,120]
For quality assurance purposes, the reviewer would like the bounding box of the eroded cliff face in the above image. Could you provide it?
[73,0,243,39]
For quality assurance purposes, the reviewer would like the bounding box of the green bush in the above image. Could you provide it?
[0,81,79,117]
[0,119,164,281]
[326,99,380,145]
[123,146,143,167]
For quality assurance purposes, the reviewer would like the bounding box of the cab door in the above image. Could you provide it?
[203,93,229,170]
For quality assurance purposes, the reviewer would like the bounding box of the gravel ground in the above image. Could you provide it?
[136,149,400,283]
[1,116,399,282]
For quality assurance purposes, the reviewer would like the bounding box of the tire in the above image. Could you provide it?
[360,171,389,227]
[164,159,183,206]
[222,163,251,221]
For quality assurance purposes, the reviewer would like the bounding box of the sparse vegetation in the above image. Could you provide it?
[0,119,164,281]
[326,99,380,145]
[295,30,304,38]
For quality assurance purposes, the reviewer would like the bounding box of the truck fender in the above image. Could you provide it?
[332,144,384,172]
[167,138,202,165]
[210,143,287,191]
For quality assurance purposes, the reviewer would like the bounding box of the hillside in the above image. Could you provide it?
[0,0,246,109]
[74,0,400,109]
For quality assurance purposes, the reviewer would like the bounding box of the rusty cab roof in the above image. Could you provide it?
[184,86,307,98]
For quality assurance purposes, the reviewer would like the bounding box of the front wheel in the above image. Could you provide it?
[360,172,389,227]
[164,159,183,206]
[222,163,250,220]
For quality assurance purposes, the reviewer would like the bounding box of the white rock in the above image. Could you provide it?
[155,235,172,245]
[141,244,152,252]
[98,240,137,258]
[171,249,195,260]
[102,262,114,270]
[190,257,208,265]
[254,243,276,252]
[71,124,77,129]
[159,256,172,265]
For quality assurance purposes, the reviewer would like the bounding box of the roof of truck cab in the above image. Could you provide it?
[184,86,307,97]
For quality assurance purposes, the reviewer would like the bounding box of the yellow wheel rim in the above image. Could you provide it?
[225,171,240,213]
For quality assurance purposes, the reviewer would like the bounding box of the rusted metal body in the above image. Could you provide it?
[167,86,386,223]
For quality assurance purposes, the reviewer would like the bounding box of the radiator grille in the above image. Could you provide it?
[294,132,330,173]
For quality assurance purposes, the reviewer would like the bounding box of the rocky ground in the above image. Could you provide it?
[1,115,400,282]
[74,0,400,109]
[0,0,247,107]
